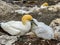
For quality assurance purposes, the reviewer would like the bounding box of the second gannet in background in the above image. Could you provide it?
[31,18,54,40]
[0,15,35,36]
[40,2,49,9]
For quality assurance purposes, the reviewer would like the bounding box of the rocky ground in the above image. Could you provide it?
[0,0,60,45]
[0,0,60,24]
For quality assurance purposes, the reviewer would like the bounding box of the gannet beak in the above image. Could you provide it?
[31,19,37,26]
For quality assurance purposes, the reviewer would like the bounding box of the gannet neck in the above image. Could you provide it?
[24,21,31,30]
[33,19,39,25]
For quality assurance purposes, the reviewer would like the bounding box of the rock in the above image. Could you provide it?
[49,18,60,40]
[0,35,17,45]
[49,18,60,28]
[54,26,60,40]
[0,0,21,22]
[25,32,36,38]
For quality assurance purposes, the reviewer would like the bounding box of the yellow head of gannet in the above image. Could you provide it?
[22,14,33,24]
[40,2,48,9]
[42,2,48,6]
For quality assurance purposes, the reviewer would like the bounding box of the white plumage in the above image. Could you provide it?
[31,18,54,40]
[1,21,31,36]
[40,5,48,9]
[0,15,33,36]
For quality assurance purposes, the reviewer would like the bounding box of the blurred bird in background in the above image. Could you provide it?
[40,2,49,9]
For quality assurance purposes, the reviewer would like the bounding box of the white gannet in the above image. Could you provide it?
[0,15,34,36]
[40,2,48,9]
[31,18,54,40]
